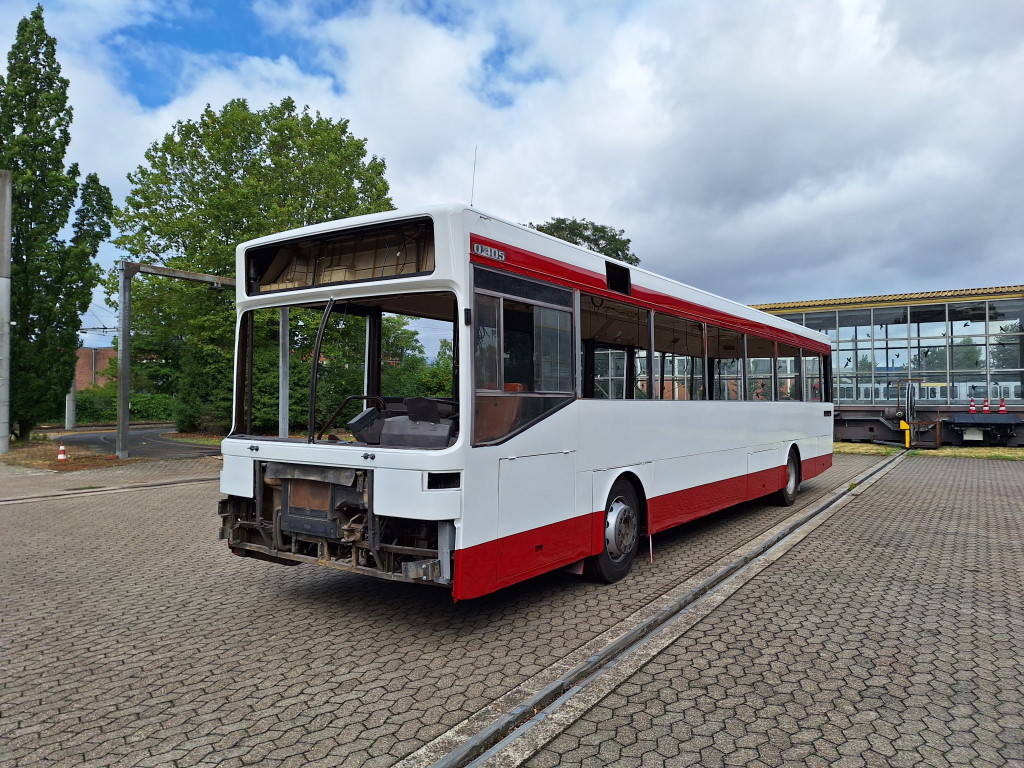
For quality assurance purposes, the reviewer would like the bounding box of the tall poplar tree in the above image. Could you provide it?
[0,5,113,439]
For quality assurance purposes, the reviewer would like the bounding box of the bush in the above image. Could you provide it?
[129,393,177,422]
[175,400,231,434]
[71,388,177,424]
[76,388,116,423]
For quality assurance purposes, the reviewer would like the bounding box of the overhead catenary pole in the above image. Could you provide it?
[116,261,139,458]
[115,261,235,458]
[0,170,12,454]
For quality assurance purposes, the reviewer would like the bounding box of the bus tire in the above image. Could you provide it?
[585,479,640,583]
[775,448,801,506]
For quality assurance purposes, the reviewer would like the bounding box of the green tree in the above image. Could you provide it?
[421,338,455,397]
[111,97,394,431]
[0,5,113,439]
[530,217,640,265]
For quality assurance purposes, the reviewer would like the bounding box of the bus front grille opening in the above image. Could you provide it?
[218,463,453,585]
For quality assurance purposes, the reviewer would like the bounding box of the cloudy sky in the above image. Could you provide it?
[3,0,1023,346]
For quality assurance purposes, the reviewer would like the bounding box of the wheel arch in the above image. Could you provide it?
[608,470,650,537]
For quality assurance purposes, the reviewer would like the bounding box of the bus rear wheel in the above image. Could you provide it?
[775,449,801,506]
[584,479,640,583]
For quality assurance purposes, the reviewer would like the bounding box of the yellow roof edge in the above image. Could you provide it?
[753,285,1024,313]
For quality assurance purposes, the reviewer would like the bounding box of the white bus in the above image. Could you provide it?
[218,204,833,600]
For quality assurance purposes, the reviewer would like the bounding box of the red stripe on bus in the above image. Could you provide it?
[453,454,831,600]
[453,515,589,601]
[647,467,781,533]
[469,236,831,355]
[801,453,832,480]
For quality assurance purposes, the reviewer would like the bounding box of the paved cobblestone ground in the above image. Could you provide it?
[0,456,222,500]
[523,456,1024,768]
[0,455,875,767]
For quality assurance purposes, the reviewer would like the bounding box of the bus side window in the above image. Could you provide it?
[581,294,649,400]
[802,352,823,401]
[652,314,705,400]
[777,343,801,401]
[472,270,575,444]
[745,336,775,401]
[708,326,742,401]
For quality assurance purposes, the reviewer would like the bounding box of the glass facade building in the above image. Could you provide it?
[755,290,1024,406]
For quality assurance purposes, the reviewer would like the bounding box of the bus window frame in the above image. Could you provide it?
[471,267,576,445]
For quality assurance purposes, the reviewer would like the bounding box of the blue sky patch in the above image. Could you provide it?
[472,29,552,109]
[103,1,335,108]
[404,0,475,32]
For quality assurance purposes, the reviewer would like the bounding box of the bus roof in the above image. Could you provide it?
[236,203,830,351]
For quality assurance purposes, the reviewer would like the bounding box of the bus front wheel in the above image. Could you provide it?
[585,479,640,583]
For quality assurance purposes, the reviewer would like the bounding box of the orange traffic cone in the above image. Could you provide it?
[969,397,976,413]
[998,398,1007,414]
[982,398,990,413]
[57,444,67,462]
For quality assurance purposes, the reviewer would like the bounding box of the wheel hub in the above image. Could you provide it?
[605,497,638,561]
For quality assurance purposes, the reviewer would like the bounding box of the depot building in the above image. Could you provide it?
[753,285,1023,446]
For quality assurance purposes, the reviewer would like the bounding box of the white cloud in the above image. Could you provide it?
[2,0,1021,345]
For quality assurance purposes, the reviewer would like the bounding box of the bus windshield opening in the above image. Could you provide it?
[235,291,458,447]
[245,217,435,294]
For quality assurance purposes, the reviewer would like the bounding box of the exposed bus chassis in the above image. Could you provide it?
[218,462,455,586]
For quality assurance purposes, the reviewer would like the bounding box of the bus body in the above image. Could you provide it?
[218,204,833,600]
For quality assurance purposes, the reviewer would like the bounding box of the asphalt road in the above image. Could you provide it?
[54,425,220,459]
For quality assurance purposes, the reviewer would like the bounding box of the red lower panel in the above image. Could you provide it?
[802,453,832,480]
[454,514,594,600]
[454,454,832,600]
[647,466,783,535]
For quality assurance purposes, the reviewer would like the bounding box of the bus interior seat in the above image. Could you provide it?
[347,407,384,444]
[405,397,440,424]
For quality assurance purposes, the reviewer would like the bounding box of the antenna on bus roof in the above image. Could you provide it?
[470,145,478,206]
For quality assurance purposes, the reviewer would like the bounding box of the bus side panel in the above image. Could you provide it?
[647,447,747,534]
[455,412,584,600]
[453,541,498,601]
[453,513,595,600]
[747,446,784,498]
[801,450,832,481]
[496,452,580,580]
[647,474,748,534]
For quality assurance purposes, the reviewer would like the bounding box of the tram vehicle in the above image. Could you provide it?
[835,381,1022,403]
[217,204,834,599]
